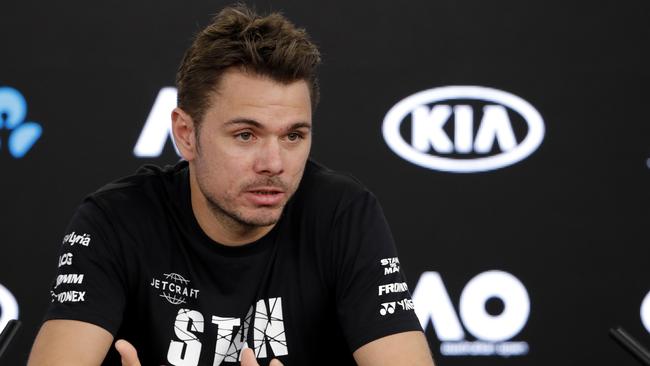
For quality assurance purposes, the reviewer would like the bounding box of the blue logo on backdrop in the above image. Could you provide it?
[0,86,42,158]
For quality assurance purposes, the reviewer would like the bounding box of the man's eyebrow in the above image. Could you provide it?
[224,119,312,131]
[289,122,312,131]
[223,118,264,129]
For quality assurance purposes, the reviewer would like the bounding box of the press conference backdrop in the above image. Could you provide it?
[1,1,649,365]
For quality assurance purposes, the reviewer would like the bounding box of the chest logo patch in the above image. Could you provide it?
[151,272,200,305]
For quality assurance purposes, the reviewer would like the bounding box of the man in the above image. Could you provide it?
[28,4,435,366]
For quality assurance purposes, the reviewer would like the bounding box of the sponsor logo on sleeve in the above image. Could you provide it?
[397,298,415,311]
[151,272,200,305]
[380,257,400,275]
[379,297,415,316]
[379,301,396,316]
[54,273,84,289]
[378,282,409,296]
[51,290,86,303]
[51,247,86,303]
[58,253,73,267]
[382,86,544,173]
[412,270,530,357]
[62,232,91,247]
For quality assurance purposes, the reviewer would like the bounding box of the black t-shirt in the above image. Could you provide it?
[45,160,421,365]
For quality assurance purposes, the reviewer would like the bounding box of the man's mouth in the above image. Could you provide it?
[245,187,285,206]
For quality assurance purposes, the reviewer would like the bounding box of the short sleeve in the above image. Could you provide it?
[44,199,127,335]
[332,192,423,351]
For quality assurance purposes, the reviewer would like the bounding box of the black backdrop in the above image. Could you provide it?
[1,1,649,365]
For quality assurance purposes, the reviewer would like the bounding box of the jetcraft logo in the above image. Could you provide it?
[382,86,545,173]
[0,282,19,331]
[151,272,200,305]
[642,290,650,333]
[0,86,42,158]
[134,87,179,157]
[412,270,530,357]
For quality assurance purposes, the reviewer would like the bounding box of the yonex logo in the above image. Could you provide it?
[379,298,414,316]
[51,290,85,303]
[380,302,396,316]
[0,87,42,158]
[382,86,545,173]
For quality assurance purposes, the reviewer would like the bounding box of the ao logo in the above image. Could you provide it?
[133,87,180,157]
[642,291,650,333]
[382,86,545,173]
[0,283,19,331]
[412,270,530,343]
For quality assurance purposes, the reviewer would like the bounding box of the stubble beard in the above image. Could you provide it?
[197,175,298,232]
[204,190,282,230]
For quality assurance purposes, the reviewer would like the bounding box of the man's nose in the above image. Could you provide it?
[254,138,284,176]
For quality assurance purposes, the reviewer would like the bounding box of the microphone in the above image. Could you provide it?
[610,326,650,365]
[0,319,21,360]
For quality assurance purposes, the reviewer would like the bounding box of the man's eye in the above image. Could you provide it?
[287,132,302,141]
[236,132,253,141]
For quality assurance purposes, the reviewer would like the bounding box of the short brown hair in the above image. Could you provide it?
[176,3,321,126]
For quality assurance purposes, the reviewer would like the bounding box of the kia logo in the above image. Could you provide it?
[382,86,545,173]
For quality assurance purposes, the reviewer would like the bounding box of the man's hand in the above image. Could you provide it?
[115,339,141,366]
[115,341,282,366]
[241,348,284,366]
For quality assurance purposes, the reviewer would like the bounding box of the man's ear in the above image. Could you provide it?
[171,107,197,161]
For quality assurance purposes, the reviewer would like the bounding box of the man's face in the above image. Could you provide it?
[189,68,312,229]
